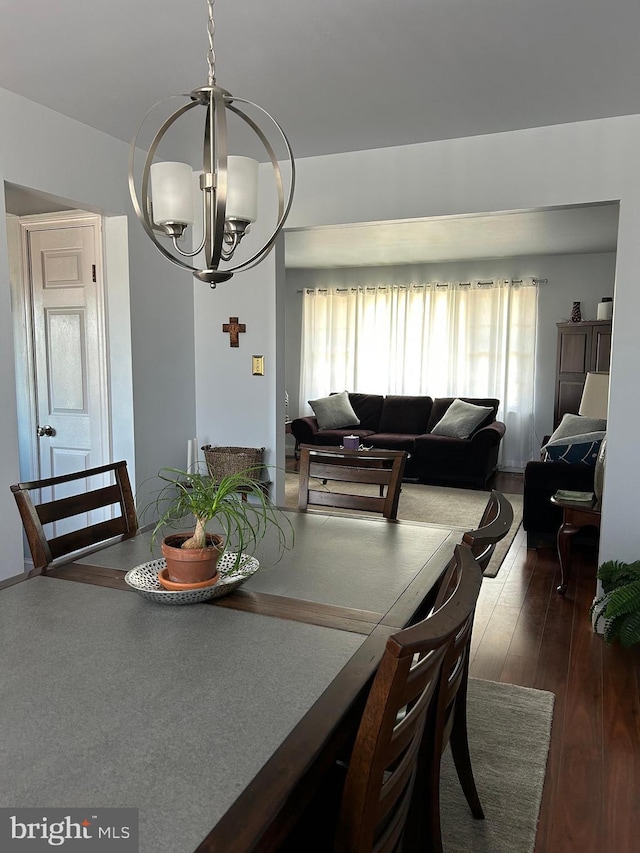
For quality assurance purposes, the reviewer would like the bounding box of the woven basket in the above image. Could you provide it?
[201,445,265,481]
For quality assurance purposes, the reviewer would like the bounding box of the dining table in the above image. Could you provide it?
[0,509,464,852]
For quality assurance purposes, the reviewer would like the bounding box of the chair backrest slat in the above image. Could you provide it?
[36,483,125,525]
[309,462,394,485]
[306,490,387,515]
[48,518,136,561]
[10,460,137,573]
[298,445,407,520]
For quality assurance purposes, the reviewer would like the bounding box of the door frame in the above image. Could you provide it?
[15,210,111,480]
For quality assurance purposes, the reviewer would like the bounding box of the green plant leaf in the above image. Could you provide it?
[603,613,622,644]
[615,613,640,648]
[138,465,293,569]
[603,579,640,620]
[597,560,640,594]
[617,611,640,648]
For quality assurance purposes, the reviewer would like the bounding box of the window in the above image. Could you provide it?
[300,281,537,469]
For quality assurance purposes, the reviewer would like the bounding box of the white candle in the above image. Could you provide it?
[187,438,198,473]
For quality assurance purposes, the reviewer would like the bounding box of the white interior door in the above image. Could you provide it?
[25,216,110,488]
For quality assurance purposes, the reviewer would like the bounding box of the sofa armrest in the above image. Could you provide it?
[470,421,506,451]
[290,416,320,447]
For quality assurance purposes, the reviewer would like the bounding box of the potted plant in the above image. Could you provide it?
[590,559,640,647]
[143,466,293,585]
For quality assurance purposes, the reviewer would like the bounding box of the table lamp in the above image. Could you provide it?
[579,372,609,420]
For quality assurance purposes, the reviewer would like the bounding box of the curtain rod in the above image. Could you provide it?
[296,278,548,293]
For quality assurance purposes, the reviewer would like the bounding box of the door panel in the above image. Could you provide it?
[592,328,612,372]
[47,309,88,412]
[27,221,110,533]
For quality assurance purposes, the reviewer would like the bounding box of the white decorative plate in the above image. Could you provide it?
[124,552,259,605]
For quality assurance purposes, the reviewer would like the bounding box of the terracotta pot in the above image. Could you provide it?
[157,566,220,591]
[161,532,223,584]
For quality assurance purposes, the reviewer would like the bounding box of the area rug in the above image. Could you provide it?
[284,473,523,577]
[441,678,554,853]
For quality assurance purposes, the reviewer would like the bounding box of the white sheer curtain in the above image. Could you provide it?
[300,281,537,470]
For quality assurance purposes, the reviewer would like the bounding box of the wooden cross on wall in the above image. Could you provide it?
[222,317,246,347]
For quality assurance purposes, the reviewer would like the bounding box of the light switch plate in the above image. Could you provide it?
[252,355,264,376]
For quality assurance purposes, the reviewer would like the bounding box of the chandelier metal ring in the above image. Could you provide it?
[128,0,295,288]
[129,87,295,286]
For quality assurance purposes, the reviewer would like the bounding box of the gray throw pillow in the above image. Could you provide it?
[430,398,494,440]
[308,391,360,431]
[547,413,607,444]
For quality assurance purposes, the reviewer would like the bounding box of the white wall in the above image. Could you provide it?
[193,168,285,503]
[0,87,197,579]
[285,251,617,454]
[200,115,639,564]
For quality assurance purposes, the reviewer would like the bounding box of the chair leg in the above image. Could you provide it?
[449,698,485,820]
[405,742,444,853]
[423,763,445,853]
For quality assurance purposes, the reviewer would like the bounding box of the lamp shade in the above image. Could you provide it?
[579,372,609,420]
[226,156,259,223]
[150,161,194,226]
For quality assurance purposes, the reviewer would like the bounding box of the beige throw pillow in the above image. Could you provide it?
[546,413,607,444]
[431,398,493,440]
[308,391,360,431]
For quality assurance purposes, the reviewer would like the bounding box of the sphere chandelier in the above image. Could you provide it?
[128,0,295,287]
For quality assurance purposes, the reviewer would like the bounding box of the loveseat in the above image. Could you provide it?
[290,392,506,489]
[523,413,605,547]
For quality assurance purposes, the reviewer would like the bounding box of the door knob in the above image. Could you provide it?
[37,424,55,437]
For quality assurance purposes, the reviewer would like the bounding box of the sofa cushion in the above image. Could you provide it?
[427,397,498,433]
[368,433,419,452]
[347,393,385,431]
[308,390,360,430]
[546,413,607,444]
[543,430,605,466]
[431,398,495,440]
[315,428,376,447]
[378,395,433,435]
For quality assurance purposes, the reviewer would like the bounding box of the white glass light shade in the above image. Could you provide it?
[579,372,610,420]
[150,161,194,226]
[226,156,258,223]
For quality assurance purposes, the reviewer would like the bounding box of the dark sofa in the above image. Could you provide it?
[290,392,506,489]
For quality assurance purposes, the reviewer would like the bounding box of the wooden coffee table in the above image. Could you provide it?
[550,494,601,595]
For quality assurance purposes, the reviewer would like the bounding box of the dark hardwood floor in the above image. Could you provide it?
[474,471,640,853]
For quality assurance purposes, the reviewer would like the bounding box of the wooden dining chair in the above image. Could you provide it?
[403,492,512,851]
[10,460,138,574]
[331,544,483,852]
[462,489,514,574]
[297,445,407,520]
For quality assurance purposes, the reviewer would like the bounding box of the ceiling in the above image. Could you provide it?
[1,1,630,266]
[285,203,620,268]
[2,0,640,162]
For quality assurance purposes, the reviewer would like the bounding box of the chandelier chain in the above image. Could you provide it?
[207,0,216,85]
